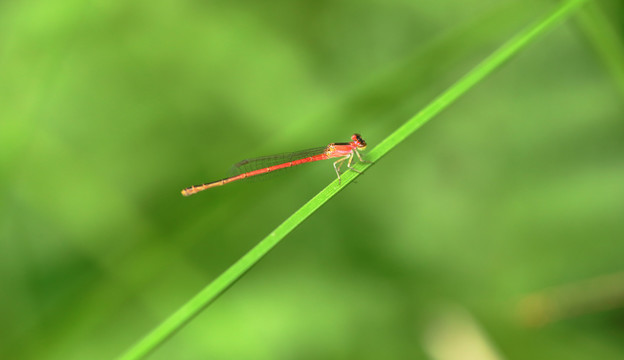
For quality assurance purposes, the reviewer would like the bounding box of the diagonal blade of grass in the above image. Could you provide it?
[119,0,588,358]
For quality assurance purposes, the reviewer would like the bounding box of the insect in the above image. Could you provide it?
[181,134,368,196]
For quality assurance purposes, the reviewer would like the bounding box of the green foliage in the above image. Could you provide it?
[1,0,623,359]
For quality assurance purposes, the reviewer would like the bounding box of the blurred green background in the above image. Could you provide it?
[2,0,624,359]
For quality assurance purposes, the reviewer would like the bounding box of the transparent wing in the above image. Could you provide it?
[228,146,327,178]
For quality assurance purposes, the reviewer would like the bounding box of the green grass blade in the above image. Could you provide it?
[575,1,624,97]
[119,0,588,358]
